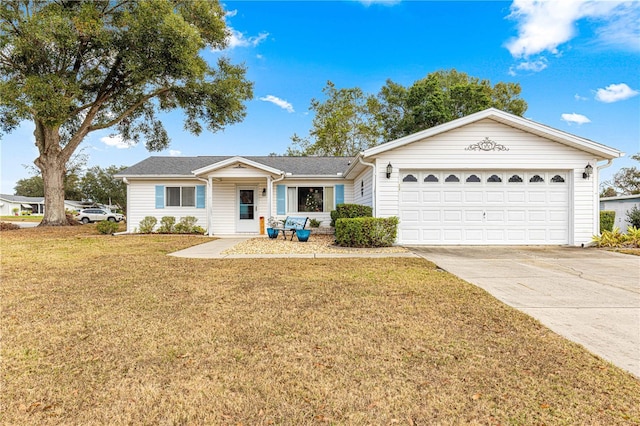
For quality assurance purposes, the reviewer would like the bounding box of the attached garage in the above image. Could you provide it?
[347,108,623,246]
[399,170,569,244]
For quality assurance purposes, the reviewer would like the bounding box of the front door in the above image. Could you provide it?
[237,187,258,233]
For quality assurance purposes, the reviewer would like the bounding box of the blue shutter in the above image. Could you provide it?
[335,184,344,206]
[196,185,205,208]
[155,185,165,209]
[276,185,286,215]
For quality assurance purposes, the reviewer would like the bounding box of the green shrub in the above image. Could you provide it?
[192,225,206,235]
[158,216,176,233]
[330,203,373,226]
[96,220,119,235]
[138,216,157,234]
[309,218,321,228]
[600,210,615,232]
[335,216,399,248]
[626,206,640,228]
[174,216,199,234]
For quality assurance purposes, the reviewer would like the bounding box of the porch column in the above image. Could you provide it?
[266,176,273,219]
[207,177,213,237]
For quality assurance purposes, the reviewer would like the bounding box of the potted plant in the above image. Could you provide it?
[296,228,311,242]
[266,217,280,239]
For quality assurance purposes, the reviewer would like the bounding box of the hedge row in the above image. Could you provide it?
[330,203,373,226]
[137,216,205,234]
[335,217,399,248]
[600,210,615,232]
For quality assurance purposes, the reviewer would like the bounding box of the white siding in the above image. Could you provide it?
[352,169,373,207]
[373,119,599,246]
[210,181,271,234]
[126,179,208,233]
[600,198,640,231]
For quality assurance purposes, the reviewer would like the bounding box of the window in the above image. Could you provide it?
[402,174,418,182]
[424,174,439,182]
[487,174,502,183]
[287,186,334,212]
[166,186,195,207]
[508,175,523,183]
[529,174,544,183]
[466,174,481,183]
[445,174,460,183]
[551,175,565,183]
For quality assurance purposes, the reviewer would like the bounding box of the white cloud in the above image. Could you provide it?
[358,0,401,6]
[100,135,131,149]
[169,150,182,156]
[505,0,637,58]
[561,113,591,125]
[574,94,588,101]
[226,29,268,49]
[259,95,294,113]
[509,57,548,75]
[595,83,639,103]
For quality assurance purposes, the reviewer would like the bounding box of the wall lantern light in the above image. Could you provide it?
[582,163,593,179]
[262,188,266,196]
[386,162,393,179]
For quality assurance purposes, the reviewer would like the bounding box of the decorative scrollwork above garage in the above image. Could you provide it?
[465,137,509,152]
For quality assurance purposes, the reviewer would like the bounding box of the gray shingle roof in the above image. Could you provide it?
[0,194,45,203]
[117,156,355,177]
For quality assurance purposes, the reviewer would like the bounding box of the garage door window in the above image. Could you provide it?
[402,174,418,182]
[508,174,523,183]
[445,174,460,183]
[424,174,439,183]
[529,174,544,183]
[466,174,481,183]
[551,175,565,183]
[487,174,502,183]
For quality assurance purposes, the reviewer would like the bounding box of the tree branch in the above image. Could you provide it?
[89,87,172,132]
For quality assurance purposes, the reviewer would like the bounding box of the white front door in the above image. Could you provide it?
[237,187,258,233]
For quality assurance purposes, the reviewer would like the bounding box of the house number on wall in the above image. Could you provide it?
[465,137,509,151]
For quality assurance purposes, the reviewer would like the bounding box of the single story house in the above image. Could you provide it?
[116,108,623,245]
[600,194,640,230]
[0,194,46,215]
[0,195,88,216]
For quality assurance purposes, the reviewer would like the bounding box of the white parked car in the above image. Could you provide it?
[75,208,124,224]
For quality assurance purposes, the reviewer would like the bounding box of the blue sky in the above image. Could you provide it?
[1,0,639,194]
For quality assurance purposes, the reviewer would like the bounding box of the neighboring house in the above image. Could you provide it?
[0,194,45,215]
[600,194,640,230]
[0,194,87,216]
[116,108,623,245]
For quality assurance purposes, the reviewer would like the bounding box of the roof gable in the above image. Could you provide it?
[363,108,623,160]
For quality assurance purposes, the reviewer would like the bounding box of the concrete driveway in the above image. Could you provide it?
[409,246,640,377]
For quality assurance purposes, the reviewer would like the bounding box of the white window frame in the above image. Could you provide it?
[166,186,196,207]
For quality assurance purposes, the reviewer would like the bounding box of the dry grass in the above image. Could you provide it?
[0,215,42,222]
[2,226,639,425]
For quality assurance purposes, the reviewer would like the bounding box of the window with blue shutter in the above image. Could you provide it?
[196,185,205,208]
[276,185,286,215]
[335,184,344,205]
[155,185,165,209]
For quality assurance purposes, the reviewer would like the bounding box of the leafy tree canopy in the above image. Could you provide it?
[288,69,527,156]
[1,0,253,225]
[80,165,128,211]
[611,153,640,195]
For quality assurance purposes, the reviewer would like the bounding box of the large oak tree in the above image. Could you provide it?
[1,0,253,225]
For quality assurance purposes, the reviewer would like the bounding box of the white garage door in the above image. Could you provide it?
[399,171,569,245]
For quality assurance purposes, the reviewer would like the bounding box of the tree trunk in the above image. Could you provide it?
[35,125,70,226]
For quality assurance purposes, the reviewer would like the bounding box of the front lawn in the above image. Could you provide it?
[0,215,42,222]
[1,226,639,424]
